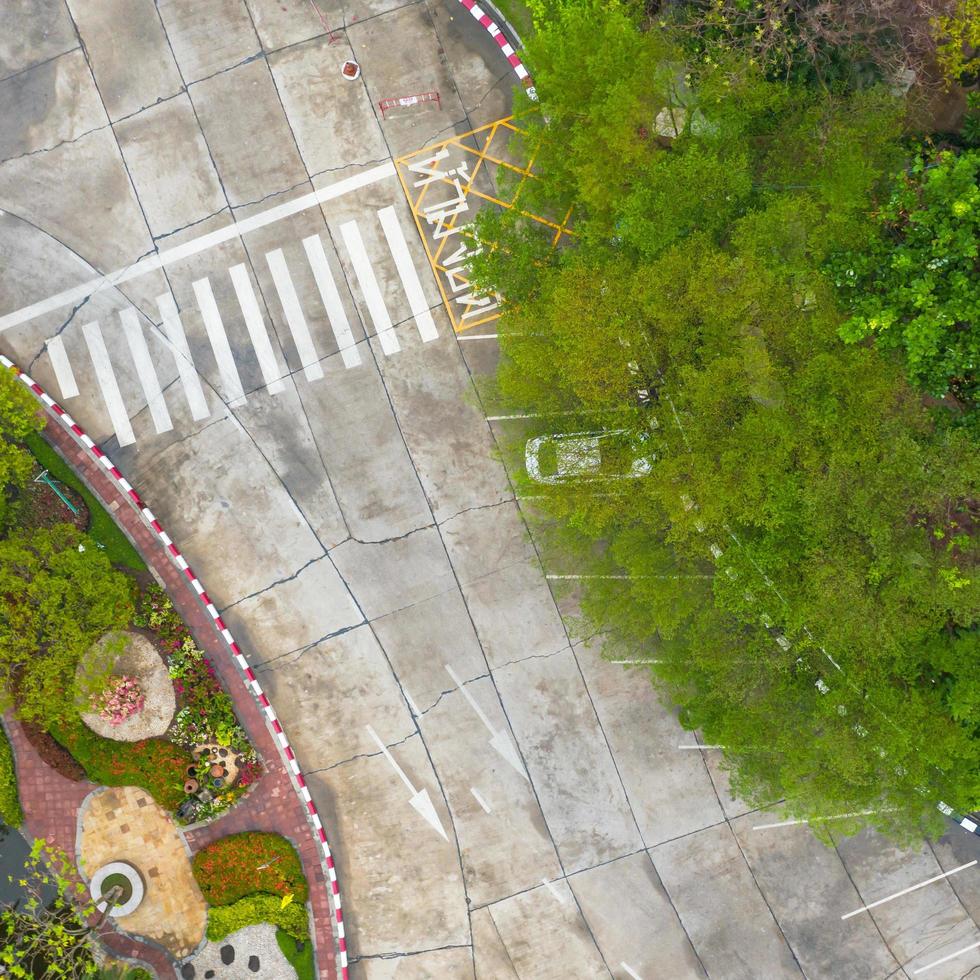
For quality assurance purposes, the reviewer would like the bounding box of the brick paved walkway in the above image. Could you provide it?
[5,416,338,980]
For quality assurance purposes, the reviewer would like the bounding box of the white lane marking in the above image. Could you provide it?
[377,205,438,342]
[677,744,724,749]
[45,335,78,399]
[119,308,172,434]
[444,664,528,780]
[913,939,980,974]
[0,162,398,334]
[365,724,448,841]
[753,809,883,830]
[192,278,246,407]
[228,263,286,394]
[457,333,498,340]
[404,691,422,718]
[611,659,661,665]
[302,234,361,369]
[156,293,210,421]
[470,787,492,813]
[547,574,710,580]
[339,220,400,356]
[265,248,324,382]
[841,861,977,920]
[541,878,567,905]
[621,964,643,980]
[81,320,135,447]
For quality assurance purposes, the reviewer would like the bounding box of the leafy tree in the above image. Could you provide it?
[831,148,980,412]
[1,841,102,978]
[471,5,980,840]
[0,526,133,727]
[933,0,980,84]
[0,367,44,533]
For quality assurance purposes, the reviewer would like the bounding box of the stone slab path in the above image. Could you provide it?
[5,413,338,979]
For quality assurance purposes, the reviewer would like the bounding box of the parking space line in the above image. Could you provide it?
[81,319,135,447]
[621,964,643,980]
[45,335,78,399]
[457,333,498,339]
[0,161,397,334]
[192,278,246,407]
[228,264,286,394]
[265,248,325,382]
[302,234,361,370]
[119,308,173,434]
[156,293,211,421]
[470,787,492,813]
[377,206,438,342]
[913,939,980,973]
[340,220,400,356]
[753,809,882,830]
[677,744,724,749]
[842,860,977,920]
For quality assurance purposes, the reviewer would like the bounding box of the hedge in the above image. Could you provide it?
[0,723,23,826]
[50,719,191,811]
[276,929,314,980]
[206,893,309,942]
[192,831,307,906]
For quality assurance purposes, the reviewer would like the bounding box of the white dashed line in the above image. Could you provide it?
[842,861,977,920]
[470,787,492,813]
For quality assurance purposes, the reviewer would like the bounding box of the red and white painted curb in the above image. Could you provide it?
[456,0,535,94]
[1,355,349,980]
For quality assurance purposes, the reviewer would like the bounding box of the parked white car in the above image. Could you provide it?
[525,429,656,484]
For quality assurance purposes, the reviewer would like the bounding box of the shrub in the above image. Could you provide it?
[192,832,307,906]
[275,930,314,980]
[51,719,191,811]
[0,723,23,826]
[206,893,309,942]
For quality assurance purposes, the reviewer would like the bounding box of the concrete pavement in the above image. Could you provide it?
[3,2,980,977]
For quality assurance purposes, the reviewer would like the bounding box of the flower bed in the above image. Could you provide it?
[192,832,308,906]
[133,586,261,823]
[93,675,145,726]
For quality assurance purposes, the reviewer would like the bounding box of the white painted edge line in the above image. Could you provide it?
[119,308,173,435]
[377,205,438,342]
[621,964,643,980]
[45,335,79,399]
[339,220,400,356]
[457,333,498,340]
[913,939,980,974]
[0,161,397,334]
[610,659,660,665]
[81,320,136,448]
[470,787,492,813]
[841,861,977,920]
[677,744,724,750]
[753,809,882,830]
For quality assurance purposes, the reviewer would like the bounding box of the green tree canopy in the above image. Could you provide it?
[471,2,980,840]
[0,526,134,726]
[0,368,44,532]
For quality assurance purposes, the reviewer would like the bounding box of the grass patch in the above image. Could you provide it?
[276,929,315,980]
[192,832,308,907]
[49,718,191,811]
[490,0,533,41]
[0,722,23,826]
[24,432,146,571]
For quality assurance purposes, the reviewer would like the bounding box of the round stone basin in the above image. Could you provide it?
[91,860,144,917]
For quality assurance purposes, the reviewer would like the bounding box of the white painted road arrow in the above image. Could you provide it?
[365,725,449,841]
[444,664,529,780]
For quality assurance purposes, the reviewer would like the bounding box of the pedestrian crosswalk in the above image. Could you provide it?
[42,207,438,448]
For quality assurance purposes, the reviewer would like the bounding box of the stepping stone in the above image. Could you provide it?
[248,954,260,972]
[204,973,215,979]
[220,944,235,964]
[180,967,195,980]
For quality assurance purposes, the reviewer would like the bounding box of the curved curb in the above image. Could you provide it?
[456,0,535,96]
[1,355,350,980]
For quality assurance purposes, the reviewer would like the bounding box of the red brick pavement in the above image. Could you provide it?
[3,417,339,980]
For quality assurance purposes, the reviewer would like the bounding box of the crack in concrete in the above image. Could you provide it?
[252,620,367,671]
[308,156,392,180]
[0,119,112,166]
[151,205,229,244]
[304,730,418,775]
[348,942,473,964]
[219,552,328,612]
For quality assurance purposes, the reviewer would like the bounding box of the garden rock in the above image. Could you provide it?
[77,630,175,741]
[185,924,295,979]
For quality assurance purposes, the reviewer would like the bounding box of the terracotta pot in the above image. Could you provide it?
[185,765,197,778]
[209,763,225,777]
[184,778,199,794]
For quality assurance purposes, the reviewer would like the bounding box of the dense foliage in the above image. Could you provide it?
[276,930,315,980]
[51,718,192,810]
[832,148,980,412]
[0,369,43,533]
[0,723,22,826]
[0,526,134,726]
[470,1,980,838]
[206,893,309,942]
[192,832,308,907]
